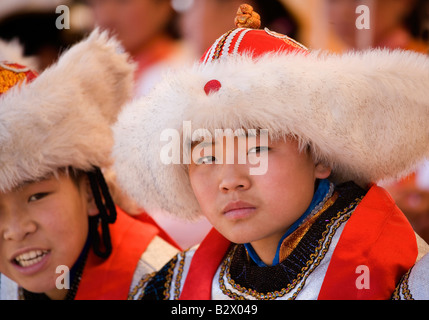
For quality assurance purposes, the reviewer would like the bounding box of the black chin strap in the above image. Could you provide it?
[87,166,117,259]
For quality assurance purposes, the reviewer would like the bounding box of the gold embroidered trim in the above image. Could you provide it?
[163,254,179,299]
[129,250,189,300]
[161,250,187,300]
[264,28,309,51]
[392,268,414,300]
[128,270,157,300]
[279,192,338,261]
[173,251,186,300]
[212,29,234,60]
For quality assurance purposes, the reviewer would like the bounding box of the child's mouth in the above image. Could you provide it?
[223,200,256,220]
[14,250,50,268]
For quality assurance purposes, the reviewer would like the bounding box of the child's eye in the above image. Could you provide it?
[28,193,49,202]
[248,146,269,154]
[196,156,217,165]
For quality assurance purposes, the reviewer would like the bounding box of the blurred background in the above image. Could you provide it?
[1,0,428,247]
[2,0,427,70]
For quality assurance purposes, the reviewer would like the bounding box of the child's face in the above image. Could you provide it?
[189,136,331,246]
[0,172,97,299]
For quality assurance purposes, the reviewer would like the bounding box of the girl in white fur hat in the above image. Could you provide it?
[0,32,178,300]
[113,4,429,300]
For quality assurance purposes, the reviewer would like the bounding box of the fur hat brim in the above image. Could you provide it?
[0,29,135,192]
[112,49,429,220]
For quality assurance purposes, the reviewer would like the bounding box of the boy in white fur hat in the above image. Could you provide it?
[0,32,178,300]
[113,4,429,300]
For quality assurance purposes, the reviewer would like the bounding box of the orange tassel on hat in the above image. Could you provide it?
[234,4,261,29]
[0,62,37,95]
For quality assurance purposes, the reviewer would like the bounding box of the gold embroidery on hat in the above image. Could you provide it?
[213,29,234,60]
[0,68,27,95]
[264,27,309,51]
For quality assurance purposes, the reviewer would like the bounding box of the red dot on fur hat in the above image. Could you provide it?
[204,79,222,95]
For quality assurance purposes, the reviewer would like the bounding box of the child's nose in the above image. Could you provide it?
[2,212,37,242]
[218,164,251,192]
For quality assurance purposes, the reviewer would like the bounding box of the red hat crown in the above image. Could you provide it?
[200,4,308,64]
[201,4,308,95]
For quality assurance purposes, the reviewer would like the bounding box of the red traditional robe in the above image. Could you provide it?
[75,207,178,299]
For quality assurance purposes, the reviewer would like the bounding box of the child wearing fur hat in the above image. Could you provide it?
[113,4,429,300]
[0,32,178,300]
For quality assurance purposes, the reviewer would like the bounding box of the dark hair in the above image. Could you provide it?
[67,168,86,187]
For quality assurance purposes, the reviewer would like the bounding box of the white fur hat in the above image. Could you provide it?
[112,23,429,220]
[0,29,135,192]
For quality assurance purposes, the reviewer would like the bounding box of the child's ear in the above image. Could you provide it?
[83,176,99,217]
[315,162,332,179]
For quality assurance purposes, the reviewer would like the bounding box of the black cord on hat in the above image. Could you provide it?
[87,166,117,259]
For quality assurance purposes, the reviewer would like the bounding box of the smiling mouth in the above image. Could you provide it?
[14,250,50,268]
